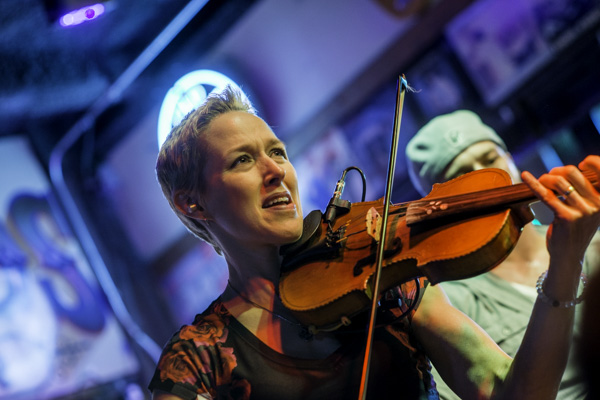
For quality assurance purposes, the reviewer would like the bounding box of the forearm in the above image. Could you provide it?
[416,265,583,400]
[413,286,512,400]
[493,260,582,399]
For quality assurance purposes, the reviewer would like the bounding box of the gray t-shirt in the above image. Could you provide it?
[431,231,596,400]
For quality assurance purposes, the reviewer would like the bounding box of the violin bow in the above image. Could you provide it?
[358,75,408,400]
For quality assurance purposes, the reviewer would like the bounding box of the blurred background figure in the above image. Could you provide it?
[578,267,600,399]
[406,109,600,400]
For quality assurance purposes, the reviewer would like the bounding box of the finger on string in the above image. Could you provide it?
[557,181,593,213]
[555,166,600,207]
[522,171,569,213]
[522,171,555,200]
[579,155,600,177]
[542,165,591,201]
[546,174,580,202]
[579,156,600,193]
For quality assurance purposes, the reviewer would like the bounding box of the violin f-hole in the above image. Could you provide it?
[353,237,402,277]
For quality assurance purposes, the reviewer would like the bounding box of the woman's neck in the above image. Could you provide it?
[221,243,296,336]
[223,242,282,283]
[222,275,342,359]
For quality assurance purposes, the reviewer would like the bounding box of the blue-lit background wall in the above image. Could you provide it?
[0,137,141,400]
[1,0,600,399]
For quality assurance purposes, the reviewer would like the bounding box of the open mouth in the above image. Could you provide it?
[263,193,292,208]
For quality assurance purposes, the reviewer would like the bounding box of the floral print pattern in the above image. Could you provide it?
[151,301,251,399]
[149,279,432,399]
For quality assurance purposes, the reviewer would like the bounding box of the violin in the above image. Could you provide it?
[279,166,599,331]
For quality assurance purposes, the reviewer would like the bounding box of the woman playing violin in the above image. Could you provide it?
[148,86,600,400]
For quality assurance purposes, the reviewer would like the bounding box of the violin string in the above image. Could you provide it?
[226,280,303,328]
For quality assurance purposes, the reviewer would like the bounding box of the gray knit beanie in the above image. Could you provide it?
[406,110,507,196]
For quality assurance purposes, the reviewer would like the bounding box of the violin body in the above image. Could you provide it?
[279,168,534,329]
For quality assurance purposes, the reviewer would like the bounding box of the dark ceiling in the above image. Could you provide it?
[3,0,600,173]
[0,0,256,165]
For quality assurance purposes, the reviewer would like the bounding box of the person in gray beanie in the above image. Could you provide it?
[406,109,517,196]
[406,110,600,400]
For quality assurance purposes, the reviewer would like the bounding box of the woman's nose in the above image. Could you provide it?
[263,158,286,186]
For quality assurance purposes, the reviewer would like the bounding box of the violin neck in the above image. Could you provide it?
[405,169,598,226]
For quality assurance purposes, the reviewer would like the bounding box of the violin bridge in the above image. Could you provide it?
[366,207,382,242]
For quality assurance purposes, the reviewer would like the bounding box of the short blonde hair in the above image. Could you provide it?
[156,86,256,254]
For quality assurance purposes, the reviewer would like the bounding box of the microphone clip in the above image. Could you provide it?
[324,176,351,226]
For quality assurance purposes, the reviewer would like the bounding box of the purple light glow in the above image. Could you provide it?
[59,4,105,27]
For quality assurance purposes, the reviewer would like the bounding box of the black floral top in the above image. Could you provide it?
[148,278,438,399]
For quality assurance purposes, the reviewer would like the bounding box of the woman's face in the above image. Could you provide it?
[196,111,303,250]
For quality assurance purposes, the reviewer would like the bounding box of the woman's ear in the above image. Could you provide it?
[173,190,209,220]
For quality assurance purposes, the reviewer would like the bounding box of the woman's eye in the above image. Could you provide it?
[232,155,250,167]
[271,148,287,159]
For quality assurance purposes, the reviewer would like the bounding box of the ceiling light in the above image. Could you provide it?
[42,0,113,26]
[157,70,249,149]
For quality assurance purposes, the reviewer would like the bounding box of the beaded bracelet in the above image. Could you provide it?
[536,270,587,308]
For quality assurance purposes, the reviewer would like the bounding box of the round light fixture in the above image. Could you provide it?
[157,69,247,149]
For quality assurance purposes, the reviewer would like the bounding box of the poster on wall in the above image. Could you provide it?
[407,43,475,119]
[0,136,140,400]
[294,77,424,210]
[294,127,362,214]
[446,0,600,106]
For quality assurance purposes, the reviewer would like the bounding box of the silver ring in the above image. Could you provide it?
[564,185,575,197]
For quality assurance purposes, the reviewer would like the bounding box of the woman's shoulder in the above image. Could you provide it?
[168,299,232,347]
[150,299,235,398]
